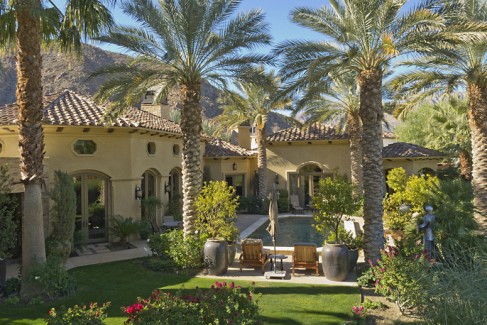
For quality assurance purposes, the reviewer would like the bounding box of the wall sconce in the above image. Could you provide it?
[232,162,237,171]
[164,181,171,194]
[275,174,279,184]
[135,185,143,200]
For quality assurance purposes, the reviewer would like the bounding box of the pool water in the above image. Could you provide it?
[248,217,325,247]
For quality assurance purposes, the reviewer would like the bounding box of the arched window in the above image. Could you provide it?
[141,170,158,221]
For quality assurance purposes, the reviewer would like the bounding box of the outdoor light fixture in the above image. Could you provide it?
[164,181,171,194]
[232,162,237,170]
[275,174,279,184]
[135,185,143,200]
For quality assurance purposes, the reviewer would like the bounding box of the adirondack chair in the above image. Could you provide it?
[239,238,269,273]
[292,243,319,276]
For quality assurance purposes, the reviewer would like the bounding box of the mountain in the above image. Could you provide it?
[0,44,292,132]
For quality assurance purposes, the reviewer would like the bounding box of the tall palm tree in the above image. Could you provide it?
[275,0,479,261]
[396,96,471,180]
[214,68,291,199]
[0,0,114,297]
[292,73,363,194]
[391,0,487,230]
[91,0,271,236]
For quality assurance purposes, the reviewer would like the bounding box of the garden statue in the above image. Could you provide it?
[419,206,436,260]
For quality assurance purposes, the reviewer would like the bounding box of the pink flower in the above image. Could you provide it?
[230,282,235,289]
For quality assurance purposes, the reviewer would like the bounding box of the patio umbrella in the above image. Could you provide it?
[266,182,279,272]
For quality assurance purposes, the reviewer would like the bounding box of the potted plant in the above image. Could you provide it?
[141,196,163,238]
[0,165,18,286]
[339,228,364,272]
[109,215,141,247]
[313,176,362,281]
[195,181,239,275]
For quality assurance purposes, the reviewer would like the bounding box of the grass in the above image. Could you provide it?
[0,259,360,324]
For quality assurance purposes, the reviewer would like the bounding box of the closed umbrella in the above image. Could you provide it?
[267,183,279,273]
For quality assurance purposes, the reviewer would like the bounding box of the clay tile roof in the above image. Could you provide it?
[267,123,348,142]
[382,142,445,159]
[0,90,181,134]
[204,138,255,157]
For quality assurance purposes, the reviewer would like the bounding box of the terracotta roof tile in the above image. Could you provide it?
[267,123,348,142]
[382,142,444,158]
[0,90,182,134]
[204,138,255,157]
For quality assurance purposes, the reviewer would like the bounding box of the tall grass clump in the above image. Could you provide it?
[421,247,487,324]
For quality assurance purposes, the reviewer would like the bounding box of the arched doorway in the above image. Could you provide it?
[141,169,158,220]
[72,172,110,243]
[288,163,331,207]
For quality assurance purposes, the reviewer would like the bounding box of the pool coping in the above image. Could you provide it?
[238,214,322,254]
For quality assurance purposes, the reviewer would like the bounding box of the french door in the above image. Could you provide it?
[73,173,109,243]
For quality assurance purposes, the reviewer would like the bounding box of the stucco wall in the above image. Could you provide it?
[266,140,352,192]
[204,157,255,196]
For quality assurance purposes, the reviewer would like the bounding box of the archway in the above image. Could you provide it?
[72,171,111,243]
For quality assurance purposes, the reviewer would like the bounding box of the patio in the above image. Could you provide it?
[6,213,362,286]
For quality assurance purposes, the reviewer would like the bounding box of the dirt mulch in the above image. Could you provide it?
[361,288,422,325]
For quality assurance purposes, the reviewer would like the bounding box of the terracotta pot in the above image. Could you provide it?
[322,243,349,281]
[204,239,228,275]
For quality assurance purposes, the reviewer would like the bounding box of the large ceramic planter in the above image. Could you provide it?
[322,243,350,281]
[227,243,237,265]
[204,239,228,275]
[0,259,7,286]
[348,248,359,273]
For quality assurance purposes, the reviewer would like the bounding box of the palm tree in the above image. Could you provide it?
[391,0,487,230]
[292,73,363,194]
[214,68,291,199]
[0,0,114,297]
[91,0,271,236]
[395,96,472,180]
[275,0,479,261]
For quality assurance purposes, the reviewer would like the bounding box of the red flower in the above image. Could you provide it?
[230,282,235,289]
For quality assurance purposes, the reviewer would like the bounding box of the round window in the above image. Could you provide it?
[73,140,96,155]
[147,142,156,155]
[173,144,180,155]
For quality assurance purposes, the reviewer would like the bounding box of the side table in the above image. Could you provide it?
[269,254,288,271]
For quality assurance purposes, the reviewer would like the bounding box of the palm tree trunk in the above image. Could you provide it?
[347,111,363,195]
[180,82,203,237]
[256,118,267,199]
[459,149,472,181]
[358,69,385,263]
[467,83,487,232]
[16,1,46,298]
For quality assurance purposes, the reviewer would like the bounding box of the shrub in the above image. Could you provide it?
[277,189,289,213]
[368,247,430,313]
[239,196,265,214]
[195,181,239,241]
[147,233,170,257]
[156,230,206,270]
[47,171,76,261]
[46,302,110,325]
[383,168,439,232]
[29,257,76,300]
[166,193,183,221]
[124,281,260,325]
[0,164,18,260]
[2,277,21,296]
[141,196,162,233]
[109,215,140,245]
[420,248,487,324]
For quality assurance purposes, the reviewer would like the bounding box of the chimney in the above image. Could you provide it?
[237,125,251,150]
[140,91,173,120]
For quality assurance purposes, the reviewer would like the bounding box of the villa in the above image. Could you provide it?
[0,90,444,244]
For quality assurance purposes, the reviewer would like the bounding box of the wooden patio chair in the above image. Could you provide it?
[290,195,304,214]
[239,238,269,273]
[292,243,319,276]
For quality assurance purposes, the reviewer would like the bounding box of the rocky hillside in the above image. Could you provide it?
[0,44,292,132]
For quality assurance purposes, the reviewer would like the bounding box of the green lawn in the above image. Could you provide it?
[0,259,360,324]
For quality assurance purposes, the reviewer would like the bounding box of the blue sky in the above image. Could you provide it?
[51,0,325,54]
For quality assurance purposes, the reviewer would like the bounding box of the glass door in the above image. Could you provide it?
[73,173,108,243]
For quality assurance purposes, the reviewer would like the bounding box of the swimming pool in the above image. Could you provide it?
[247,217,325,247]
